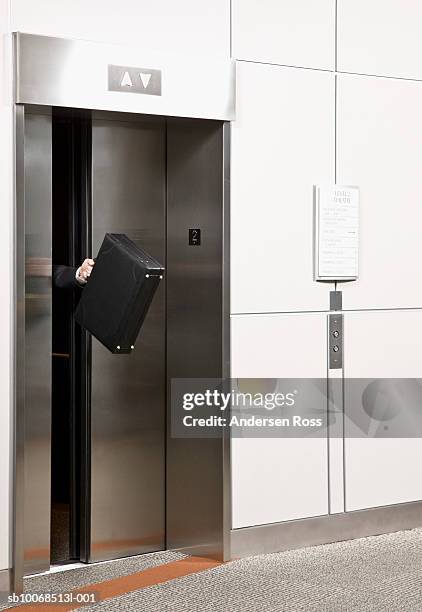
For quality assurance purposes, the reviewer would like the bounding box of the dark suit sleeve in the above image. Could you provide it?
[53,265,81,289]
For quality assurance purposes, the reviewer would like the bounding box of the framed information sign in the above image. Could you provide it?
[314,185,359,281]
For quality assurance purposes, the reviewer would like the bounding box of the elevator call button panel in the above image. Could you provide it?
[329,314,343,370]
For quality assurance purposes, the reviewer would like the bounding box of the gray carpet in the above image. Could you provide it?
[25,550,185,594]
[0,550,185,610]
[77,528,422,612]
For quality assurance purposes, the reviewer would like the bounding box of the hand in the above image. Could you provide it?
[78,258,95,282]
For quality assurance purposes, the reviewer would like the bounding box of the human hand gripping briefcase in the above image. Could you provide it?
[75,233,164,354]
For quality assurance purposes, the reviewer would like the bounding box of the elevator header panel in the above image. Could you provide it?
[13,33,235,120]
[314,184,360,281]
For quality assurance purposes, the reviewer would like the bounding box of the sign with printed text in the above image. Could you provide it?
[314,185,359,281]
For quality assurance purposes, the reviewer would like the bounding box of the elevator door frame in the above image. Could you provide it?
[12,103,231,592]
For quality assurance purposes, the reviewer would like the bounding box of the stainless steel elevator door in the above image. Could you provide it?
[23,109,52,575]
[89,113,166,562]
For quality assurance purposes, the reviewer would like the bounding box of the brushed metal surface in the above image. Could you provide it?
[12,104,26,593]
[0,569,11,596]
[166,118,227,560]
[108,65,162,97]
[231,500,422,559]
[14,33,235,121]
[221,123,231,561]
[14,107,231,575]
[328,314,343,369]
[89,114,166,562]
[0,568,11,604]
[22,110,52,575]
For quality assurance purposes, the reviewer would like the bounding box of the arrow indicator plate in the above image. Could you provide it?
[108,65,162,96]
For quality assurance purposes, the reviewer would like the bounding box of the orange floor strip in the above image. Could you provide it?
[11,556,222,611]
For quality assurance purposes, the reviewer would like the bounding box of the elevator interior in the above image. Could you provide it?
[20,104,230,576]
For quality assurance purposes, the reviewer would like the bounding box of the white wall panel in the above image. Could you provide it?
[337,74,422,310]
[11,0,230,57]
[231,63,334,314]
[231,313,328,528]
[0,14,13,570]
[232,0,335,70]
[344,310,422,511]
[338,0,422,79]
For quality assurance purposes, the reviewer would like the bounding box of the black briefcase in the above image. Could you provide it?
[75,233,164,354]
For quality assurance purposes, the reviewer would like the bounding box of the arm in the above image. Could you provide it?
[53,265,80,289]
[53,259,95,289]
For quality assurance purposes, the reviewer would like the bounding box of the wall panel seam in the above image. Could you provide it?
[235,59,422,84]
[231,307,422,317]
[236,58,334,74]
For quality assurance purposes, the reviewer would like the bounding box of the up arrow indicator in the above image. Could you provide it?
[120,71,133,87]
[139,73,152,89]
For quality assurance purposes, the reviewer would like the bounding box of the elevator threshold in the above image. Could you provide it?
[26,553,135,578]
[26,562,86,578]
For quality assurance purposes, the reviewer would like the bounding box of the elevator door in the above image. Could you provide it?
[23,109,52,575]
[86,113,166,562]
